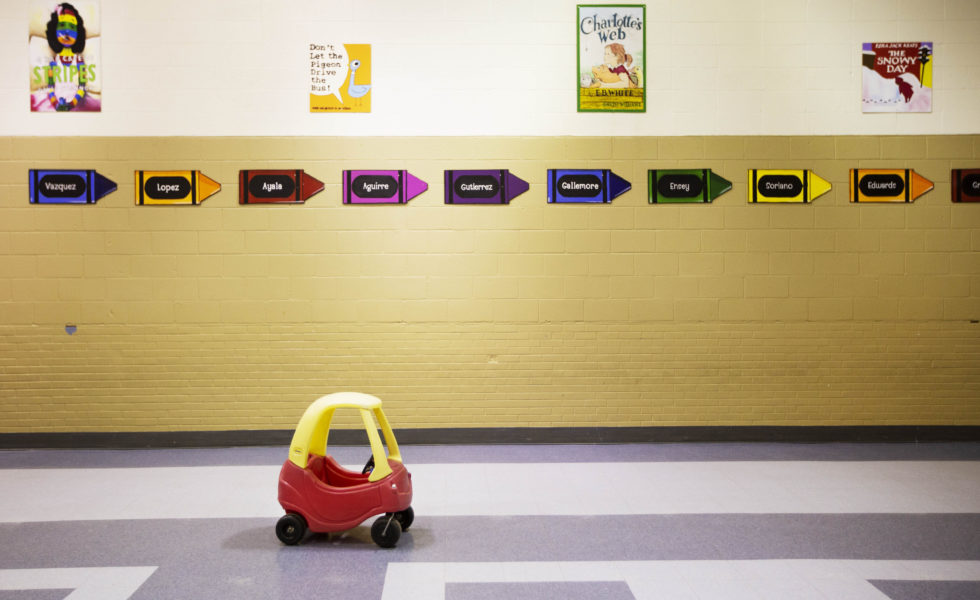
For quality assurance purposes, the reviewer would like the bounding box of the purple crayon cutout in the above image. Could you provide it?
[444,170,530,205]
[343,170,428,204]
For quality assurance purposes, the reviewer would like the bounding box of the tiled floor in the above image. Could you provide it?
[0,443,978,599]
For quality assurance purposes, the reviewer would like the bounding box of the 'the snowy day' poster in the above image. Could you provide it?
[862,42,932,113]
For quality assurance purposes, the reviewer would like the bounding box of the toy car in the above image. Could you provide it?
[276,392,414,547]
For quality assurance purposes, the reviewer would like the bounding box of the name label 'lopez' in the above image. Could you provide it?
[145,176,191,199]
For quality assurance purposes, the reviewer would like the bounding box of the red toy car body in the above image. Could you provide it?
[275,393,414,547]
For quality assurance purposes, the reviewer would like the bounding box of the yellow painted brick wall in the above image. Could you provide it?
[1,136,979,432]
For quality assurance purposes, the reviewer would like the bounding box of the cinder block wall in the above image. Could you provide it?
[1,135,978,432]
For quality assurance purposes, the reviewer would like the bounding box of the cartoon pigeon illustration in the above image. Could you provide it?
[347,60,371,99]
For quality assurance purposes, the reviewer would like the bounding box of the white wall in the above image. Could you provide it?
[2,0,979,137]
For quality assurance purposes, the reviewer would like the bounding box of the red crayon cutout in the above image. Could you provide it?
[239,170,324,204]
[952,169,980,203]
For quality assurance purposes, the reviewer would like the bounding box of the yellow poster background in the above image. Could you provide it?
[310,43,371,113]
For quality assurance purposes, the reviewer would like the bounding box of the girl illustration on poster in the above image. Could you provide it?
[29,2,101,112]
[590,43,640,89]
[578,4,645,112]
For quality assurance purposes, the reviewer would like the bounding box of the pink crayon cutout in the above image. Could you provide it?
[343,170,428,204]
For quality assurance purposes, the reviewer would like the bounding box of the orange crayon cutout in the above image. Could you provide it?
[849,169,933,203]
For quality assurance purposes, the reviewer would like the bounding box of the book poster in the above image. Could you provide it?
[862,42,932,113]
[310,43,371,113]
[29,1,101,112]
[577,4,645,112]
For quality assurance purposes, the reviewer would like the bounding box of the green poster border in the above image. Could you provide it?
[576,4,646,113]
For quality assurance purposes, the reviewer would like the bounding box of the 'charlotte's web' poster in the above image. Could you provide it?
[577,4,645,112]
[862,42,932,113]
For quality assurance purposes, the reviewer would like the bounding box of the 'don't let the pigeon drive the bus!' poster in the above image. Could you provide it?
[310,43,371,113]
[862,42,932,113]
[578,4,645,112]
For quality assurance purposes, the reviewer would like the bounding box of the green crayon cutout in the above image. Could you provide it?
[648,169,732,203]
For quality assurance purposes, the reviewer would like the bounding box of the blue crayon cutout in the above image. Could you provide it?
[547,169,630,203]
[30,169,117,204]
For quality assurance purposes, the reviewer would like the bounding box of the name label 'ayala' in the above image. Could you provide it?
[249,174,296,198]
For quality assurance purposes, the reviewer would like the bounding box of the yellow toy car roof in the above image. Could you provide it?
[288,392,402,482]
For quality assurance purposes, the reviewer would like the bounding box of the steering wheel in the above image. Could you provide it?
[362,455,374,475]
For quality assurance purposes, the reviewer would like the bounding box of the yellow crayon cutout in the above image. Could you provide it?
[748,169,831,204]
[135,170,221,205]
[849,169,933,203]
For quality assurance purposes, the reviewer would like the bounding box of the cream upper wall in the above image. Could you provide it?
[2,0,979,137]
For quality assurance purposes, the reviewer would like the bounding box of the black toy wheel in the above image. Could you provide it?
[394,506,414,531]
[371,514,402,548]
[276,513,307,545]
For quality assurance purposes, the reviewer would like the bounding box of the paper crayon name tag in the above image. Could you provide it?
[547,169,630,203]
[748,169,831,203]
[136,171,221,205]
[343,170,428,204]
[444,170,529,204]
[649,169,731,203]
[849,169,933,203]
[29,170,116,204]
[952,169,980,203]
[239,170,324,204]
